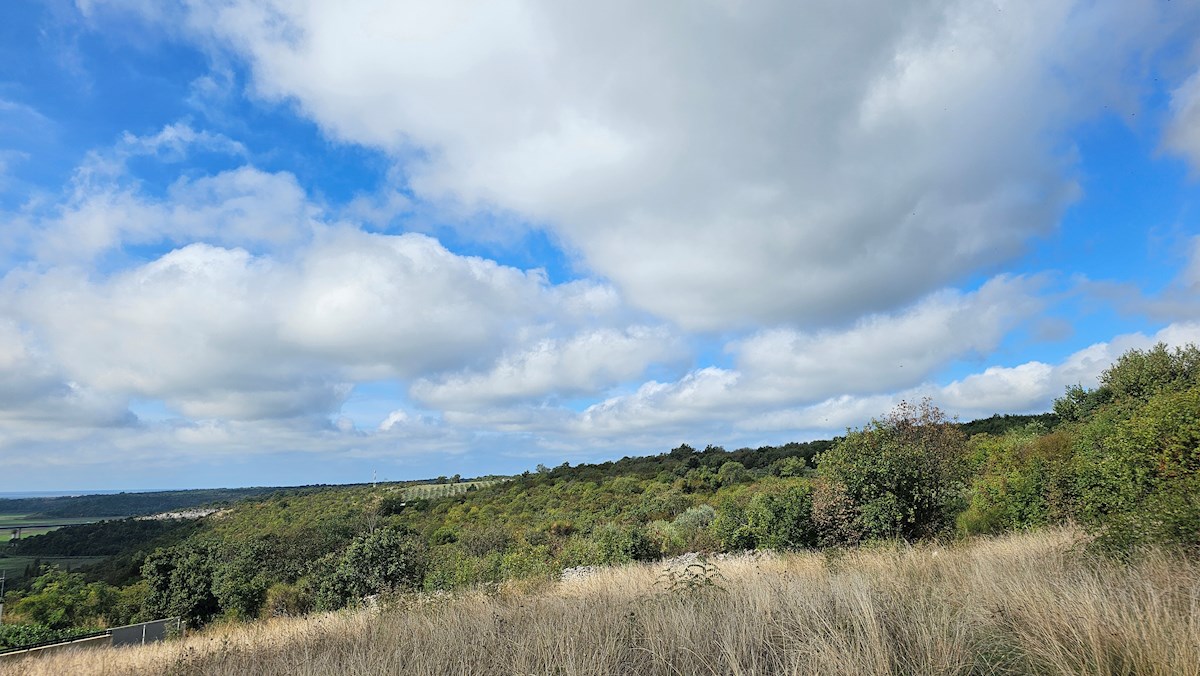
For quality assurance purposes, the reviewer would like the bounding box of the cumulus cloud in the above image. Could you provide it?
[5,230,563,419]
[0,122,309,263]
[97,0,1200,329]
[526,314,1200,447]
[561,274,1038,432]
[732,275,1044,401]
[938,321,1200,417]
[0,319,134,436]
[412,326,683,411]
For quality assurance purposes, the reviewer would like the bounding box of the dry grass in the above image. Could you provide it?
[5,529,1199,675]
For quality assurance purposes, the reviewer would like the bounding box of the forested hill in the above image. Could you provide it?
[528,412,1057,485]
[0,486,330,518]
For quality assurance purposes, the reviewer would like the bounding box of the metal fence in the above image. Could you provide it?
[0,617,182,658]
[110,617,182,646]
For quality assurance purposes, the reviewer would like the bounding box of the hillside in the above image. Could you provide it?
[0,487,313,520]
[0,343,1197,660]
[5,529,1198,675]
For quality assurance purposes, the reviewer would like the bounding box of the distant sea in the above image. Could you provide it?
[0,489,169,499]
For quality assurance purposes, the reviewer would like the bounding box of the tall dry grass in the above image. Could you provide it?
[4,528,1198,675]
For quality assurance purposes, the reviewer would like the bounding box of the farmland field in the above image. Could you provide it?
[0,514,118,543]
[0,555,106,581]
[397,480,502,500]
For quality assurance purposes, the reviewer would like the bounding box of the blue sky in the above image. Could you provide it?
[2,0,1200,491]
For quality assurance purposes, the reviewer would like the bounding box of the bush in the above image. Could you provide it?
[592,523,660,564]
[0,623,97,650]
[5,568,115,630]
[261,582,310,618]
[1073,385,1200,551]
[770,456,808,478]
[141,542,221,626]
[710,501,755,551]
[556,536,604,568]
[745,485,816,551]
[815,399,968,544]
[957,428,1074,536]
[717,461,752,487]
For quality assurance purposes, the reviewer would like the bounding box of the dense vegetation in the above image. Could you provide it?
[1,344,1196,651]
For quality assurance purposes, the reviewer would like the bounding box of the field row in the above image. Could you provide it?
[397,480,501,500]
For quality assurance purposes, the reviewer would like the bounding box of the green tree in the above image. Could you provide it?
[1073,386,1200,550]
[319,527,428,608]
[816,399,968,543]
[717,461,752,487]
[7,568,115,630]
[212,542,271,620]
[141,542,221,625]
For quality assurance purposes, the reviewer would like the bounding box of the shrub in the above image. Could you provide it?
[5,568,115,630]
[593,523,660,564]
[958,428,1074,536]
[815,399,967,543]
[710,501,755,551]
[318,528,428,607]
[261,582,310,618]
[744,485,816,550]
[1073,385,1200,551]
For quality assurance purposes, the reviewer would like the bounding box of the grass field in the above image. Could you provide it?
[0,556,106,581]
[0,528,56,544]
[6,528,1198,675]
[0,514,117,543]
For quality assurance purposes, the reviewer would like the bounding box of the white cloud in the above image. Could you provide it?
[117,122,247,161]
[275,229,552,378]
[733,275,1043,401]
[4,223,654,423]
[938,322,1200,417]
[30,165,317,262]
[555,274,1041,437]
[102,0,1199,329]
[0,319,133,434]
[536,318,1200,444]
[412,326,683,411]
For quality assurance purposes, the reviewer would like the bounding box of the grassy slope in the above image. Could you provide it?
[7,528,1198,676]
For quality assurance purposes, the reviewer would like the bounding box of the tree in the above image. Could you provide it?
[212,542,271,620]
[7,568,115,630]
[1073,385,1200,550]
[815,399,968,543]
[717,461,752,487]
[141,542,221,625]
[770,456,807,478]
[319,527,428,608]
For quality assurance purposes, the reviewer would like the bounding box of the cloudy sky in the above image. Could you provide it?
[2,0,1199,491]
